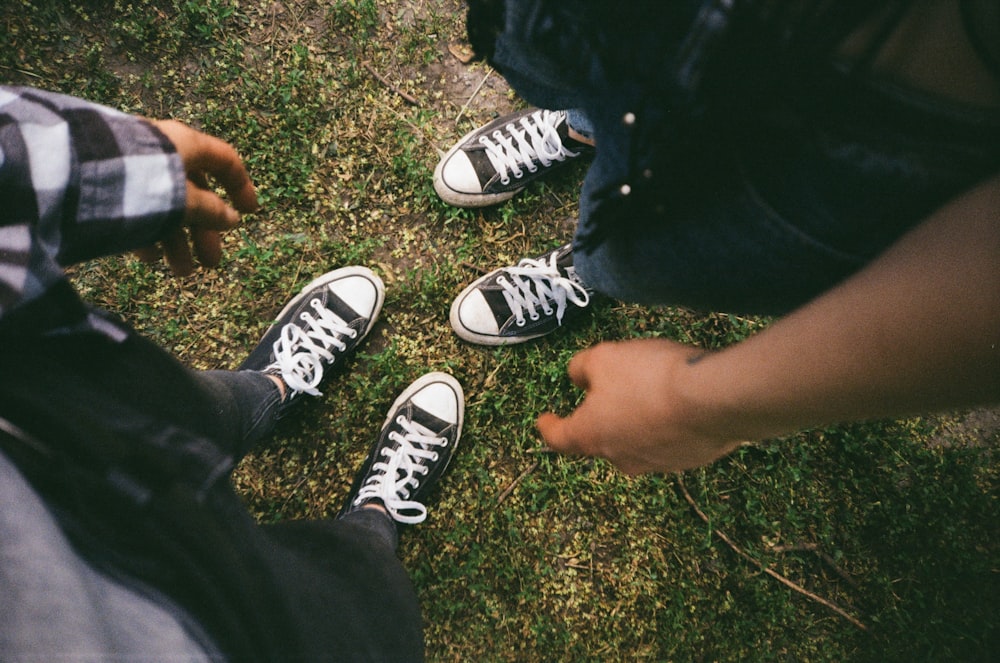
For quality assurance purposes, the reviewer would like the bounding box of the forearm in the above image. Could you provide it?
[684,174,1000,440]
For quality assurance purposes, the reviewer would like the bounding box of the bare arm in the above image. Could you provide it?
[539,173,1000,474]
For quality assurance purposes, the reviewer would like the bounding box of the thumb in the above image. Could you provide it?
[537,411,583,455]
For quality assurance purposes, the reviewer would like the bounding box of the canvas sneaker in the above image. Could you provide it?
[450,243,592,345]
[341,372,464,525]
[239,266,385,402]
[433,108,592,208]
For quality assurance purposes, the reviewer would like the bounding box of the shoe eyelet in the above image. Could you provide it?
[431,452,439,461]
[516,319,526,327]
[529,314,540,321]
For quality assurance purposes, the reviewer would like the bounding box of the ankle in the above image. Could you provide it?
[361,501,389,517]
[265,373,288,402]
[567,125,595,147]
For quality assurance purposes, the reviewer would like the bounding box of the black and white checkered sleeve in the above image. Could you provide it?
[0,86,185,321]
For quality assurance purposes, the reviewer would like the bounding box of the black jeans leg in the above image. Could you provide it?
[2,298,425,662]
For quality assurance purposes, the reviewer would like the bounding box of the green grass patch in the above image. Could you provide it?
[5,2,998,661]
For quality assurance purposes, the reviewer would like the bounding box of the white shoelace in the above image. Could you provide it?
[497,252,591,327]
[268,295,357,397]
[354,416,449,525]
[479,109,581,185]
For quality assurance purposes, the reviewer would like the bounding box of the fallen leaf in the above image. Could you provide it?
[448,42,475,64]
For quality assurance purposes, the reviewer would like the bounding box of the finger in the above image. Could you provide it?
[541,409,648,475]
[189,169,209,191]
[159,120,258,213]
[189,138,257,212]
[184,182,241,231]
[161,226,195,276]
[134,245,161,263]
[190,227,223,267]
[617,461,647,477]
[565,347,593,390]
[537,411,589,455]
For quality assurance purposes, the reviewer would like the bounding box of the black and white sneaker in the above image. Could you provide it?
[433,108,592,208]
[239,266,384,401]
[341,372,464,525]
[450,243,592,345]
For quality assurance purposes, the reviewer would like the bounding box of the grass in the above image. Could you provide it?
[3,1,998,661]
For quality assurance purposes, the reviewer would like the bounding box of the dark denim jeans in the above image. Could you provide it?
[195,369,400,547]
[491,0,1000,316]
[1,293,419,661]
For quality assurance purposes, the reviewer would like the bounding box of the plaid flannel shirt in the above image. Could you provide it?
[0,86,185,330]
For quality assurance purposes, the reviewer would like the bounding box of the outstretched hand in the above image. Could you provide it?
[536,338,743,475]
[135,119,258,275]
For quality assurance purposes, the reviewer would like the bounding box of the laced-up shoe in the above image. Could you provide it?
[433,108,592,208]
[450,243,592,345]
[239,266,384,402]
[341,372,464,525]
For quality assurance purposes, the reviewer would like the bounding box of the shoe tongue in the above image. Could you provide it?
[556,116,589,151]
[554,115,570,144]
[562,263,586,289]
[551,246,589,291]
[550,245,572,275]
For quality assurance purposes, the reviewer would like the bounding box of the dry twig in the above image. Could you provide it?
[497,460,540,504]
[454,69,493,125]
[769,542,860,589]
[460,261,491,275]
[677,477,868,631]
[362,61,420,106]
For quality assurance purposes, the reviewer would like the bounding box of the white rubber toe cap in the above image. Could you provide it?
[450,288,501,340]
[437,150,483,195]
[411,379,462,424]
[329,273,381,319]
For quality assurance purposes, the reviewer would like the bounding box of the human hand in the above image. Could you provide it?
[135,119,258,276]
[537,338,743,475]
